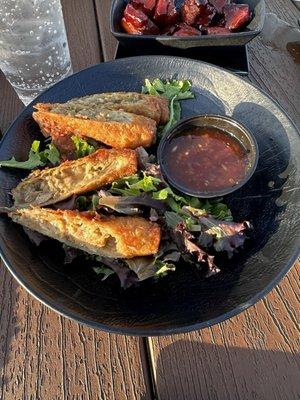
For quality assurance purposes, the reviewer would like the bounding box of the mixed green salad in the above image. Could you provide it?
[0,79,250,288]
[72,151,249,288]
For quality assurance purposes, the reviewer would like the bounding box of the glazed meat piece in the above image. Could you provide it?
[172,23,201,36]
[181,0,202,26]
[33,103,157,150]
[122,4,159,34]
[130,0,157,17]
[121,18,142,35]
[209,0,231,13]
[121,0,252,35]
[6,207,161,259]
[154,0,178,26]
[162,24,177,35]
[224,4,251,30]
[12,148,137,207]
[198,3,216,27]
[206,26,230,34]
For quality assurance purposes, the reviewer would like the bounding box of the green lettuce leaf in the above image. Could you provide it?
[110,173,161,196]
[155,260,176,277]
[76,194,99,211]
[152,186,187,204]
[183,201,232,222]
[71,135,95,158]
[165,211,202,232]
[0,140,60,170]
[109,170,232,224]
[42,143,60,165]
[142,78,194,137]
[97,193,166,215]
[142,78,194,100]
[93,265,115,281]
[125,257,176,281]
[129,174,161,192]
[165,211,184,229]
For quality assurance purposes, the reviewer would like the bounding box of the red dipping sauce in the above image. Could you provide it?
[164,126,250,193]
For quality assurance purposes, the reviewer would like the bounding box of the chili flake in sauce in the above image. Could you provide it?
[164,126,249,193]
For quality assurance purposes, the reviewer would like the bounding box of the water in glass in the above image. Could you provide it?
[0,0,72,105]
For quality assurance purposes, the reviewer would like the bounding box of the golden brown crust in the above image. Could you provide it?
[32,109,156,149]
[34,92,167,124]
[103,100,161,123]
[9,207,161,258]
[12,148,138,207]
[150,96,170,125]
[34,103,52,112]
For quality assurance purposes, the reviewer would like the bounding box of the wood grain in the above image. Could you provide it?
[149,262,300,400]
[266,0,300,21]
[148,1,300,399]
[0,1,151,399]
[61,0,102,70]
[247,1,300,126]
[0,1,299,399]
[0,72,23,136]
[95,0,118,61]
[0,271,151,400]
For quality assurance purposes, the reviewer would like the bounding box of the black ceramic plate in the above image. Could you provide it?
[0,57,299,336]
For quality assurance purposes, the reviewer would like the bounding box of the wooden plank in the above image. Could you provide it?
[0,270,152,400]
[147,2,300,399]
[95,0,118,61]
[265,0,300,21]
[247,1,300,126]
[61,0,103,70]
[0,0,299,399]
[148,263,300,400]
[0,2,152,399]
[0,73,24,135]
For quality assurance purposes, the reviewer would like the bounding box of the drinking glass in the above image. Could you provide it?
[0,0,72,105]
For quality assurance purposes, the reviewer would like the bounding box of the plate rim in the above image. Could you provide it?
[1,55,299,138]
[0,55,299,336]
[0,244,299,336]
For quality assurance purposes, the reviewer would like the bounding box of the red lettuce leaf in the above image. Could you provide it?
[62,245,82,264]
[174,222,220,277]
[198,216,250,258]
[23,227,49,246]
[97,193,166,214]
[52,195,77,210]
[98,257,139,289]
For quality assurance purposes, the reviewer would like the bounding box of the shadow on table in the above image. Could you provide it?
[153,339,300,400]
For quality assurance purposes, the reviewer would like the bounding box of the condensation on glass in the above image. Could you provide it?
[0,0,72,105]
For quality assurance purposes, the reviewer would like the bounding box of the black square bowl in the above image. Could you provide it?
[110,0,266,49]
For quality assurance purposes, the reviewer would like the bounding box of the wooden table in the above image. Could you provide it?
[0,1,299,399]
